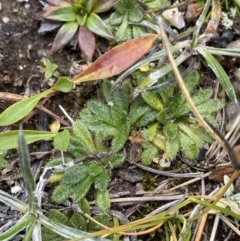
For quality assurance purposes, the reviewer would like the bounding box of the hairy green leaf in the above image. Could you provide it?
[112,131,129,153]
[177,122,203,148]
[96,190,110,213]
[141,144,158,165]
[142,91,164,111]
[141,122,158,141]
[54,129,70,151]
[152,131,166,150]
[74,176,94,202]
[70,213,87,230]
[62,164,89,184]
[48,209,70,225]
[107,153,126,168]
[88,163,104,177]
[193,126,214,143]
[101,81,112,103]
[165,136,179,160]
[128,105,150,126]
[111,86,131,112]
[84,100,112,126]
[72,120,96,153]
[129,5,143,22]
[111,106,128,127]
[94,169,109,191]
[115,15,129,42]
[191,88,213,105]
[163,123,178,140]
[52,183,72,203]
[77,198,90,214]
[183,69,200,92]
[197,99,224,115]
[95,131,109,152]
[179,132,199,160]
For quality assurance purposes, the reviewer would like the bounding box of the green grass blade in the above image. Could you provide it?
[112,40,191,88]
[38,213,110,240]
[197,47,237,102]
[203,46,240,57]
[0,189,28,212]
[18,130,37,214]
[0,213,30,241]
[191,0,211,46]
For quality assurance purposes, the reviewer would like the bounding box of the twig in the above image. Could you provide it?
[134,163,205,178]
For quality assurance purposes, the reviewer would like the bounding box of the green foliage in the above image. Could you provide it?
[141,143,159,165]
[78,198,90,214]
[51,114,127,211]
[36,0,114,60]
[96,190,111,214]
[88,214,111,232]
[0,77,72,128]
[42,209,112,241]
[53,129,70,151]
[105,0,157,42]
[141,70,223,160]
[0,150,9,168]
[79,81,148,153]
[42,58,59,80]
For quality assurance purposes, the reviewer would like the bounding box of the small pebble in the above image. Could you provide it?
[135,182,144,192]
[11,185,22,194]
[162,8,185,29]
[24,3,31,9]
[159,158,171,168]
[2,17,9,23]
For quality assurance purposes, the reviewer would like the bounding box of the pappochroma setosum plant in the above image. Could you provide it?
[137,69,224,163]
[49,81,154,207]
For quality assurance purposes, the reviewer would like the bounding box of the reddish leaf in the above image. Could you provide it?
[78,26,96,62]
[72,34,158,83]
[50,21,78,55]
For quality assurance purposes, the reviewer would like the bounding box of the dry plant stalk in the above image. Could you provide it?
[159,16,240,230]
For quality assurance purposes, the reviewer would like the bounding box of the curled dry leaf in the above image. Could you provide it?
[72,34,159,83]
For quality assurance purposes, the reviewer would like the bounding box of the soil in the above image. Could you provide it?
[1,1,240,241]
[0,0,85,126]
